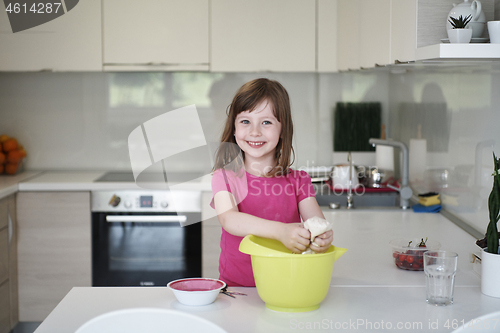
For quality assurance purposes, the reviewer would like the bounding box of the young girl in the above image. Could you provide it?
[210,78,333,287]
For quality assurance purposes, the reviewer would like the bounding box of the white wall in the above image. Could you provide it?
[0,70,496,233]
[2,71,391,173]
[0,72,326,171]
[388,70,500,234]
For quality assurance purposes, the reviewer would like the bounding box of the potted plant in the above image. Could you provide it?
[476,153,500,297]
[447,14,473,43]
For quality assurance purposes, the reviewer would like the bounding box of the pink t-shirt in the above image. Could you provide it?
[210,168,315,287]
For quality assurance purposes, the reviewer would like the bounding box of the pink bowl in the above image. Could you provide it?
[167,278,226,306]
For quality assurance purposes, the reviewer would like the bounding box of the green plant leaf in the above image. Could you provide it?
[486,152,500,254]
[449,14,472,29]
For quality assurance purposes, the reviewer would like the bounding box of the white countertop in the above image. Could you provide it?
[34,286,500,333]
[0,171,42,199]
[34,210,496,333]
[12,171,213,193]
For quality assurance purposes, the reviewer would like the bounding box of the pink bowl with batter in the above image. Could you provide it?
[167,278,226,306]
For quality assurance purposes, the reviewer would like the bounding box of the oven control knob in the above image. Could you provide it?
[124,201,132,209]
[160,201,168,208]
[108,195,121,207]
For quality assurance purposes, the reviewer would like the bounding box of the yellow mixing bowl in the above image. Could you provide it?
[239,235,347,312]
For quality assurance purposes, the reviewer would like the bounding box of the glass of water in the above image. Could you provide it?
[424,251,458,306]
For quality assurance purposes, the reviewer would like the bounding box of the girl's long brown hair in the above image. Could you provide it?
[213,78,295,177]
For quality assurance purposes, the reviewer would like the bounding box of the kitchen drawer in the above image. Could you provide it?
[17,192,91,321]
[0,280,9,333]
[0,228,8,285]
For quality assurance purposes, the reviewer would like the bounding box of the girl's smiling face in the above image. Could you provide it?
[234,99,282,171]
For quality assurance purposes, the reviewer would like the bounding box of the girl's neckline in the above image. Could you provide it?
[245,171,268,178]
[245,169,293,178]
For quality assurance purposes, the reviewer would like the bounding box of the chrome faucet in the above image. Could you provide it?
[369,139,413,209]
[346,152,354,209]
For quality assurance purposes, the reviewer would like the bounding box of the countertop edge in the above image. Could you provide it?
[0,171,43,200]
[2,171,213,194]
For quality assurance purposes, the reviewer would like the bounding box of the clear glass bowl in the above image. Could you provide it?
[389,238,441,271]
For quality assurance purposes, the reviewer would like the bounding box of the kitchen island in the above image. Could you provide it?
[34,209,500,333]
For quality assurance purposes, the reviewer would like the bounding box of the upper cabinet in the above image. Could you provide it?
[317,0,339,72]
[0,0,336,72]
[211,0,316,72]
[337,0,399,70]
[337,0,499,70]
[0,0,102,71]
[390,0,417,64]
[103,0,209,71]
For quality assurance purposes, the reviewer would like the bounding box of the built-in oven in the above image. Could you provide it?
[91,190,202,287]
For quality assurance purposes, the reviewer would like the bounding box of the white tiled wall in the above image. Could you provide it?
[388,70,500,235]
[0,69,498,234]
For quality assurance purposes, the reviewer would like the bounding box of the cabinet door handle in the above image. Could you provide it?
[105,215,187,223]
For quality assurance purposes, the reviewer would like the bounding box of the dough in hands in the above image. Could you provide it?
[302,216,333,254]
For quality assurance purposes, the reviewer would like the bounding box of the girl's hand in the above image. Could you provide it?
[278,223,311,254]
[309,230,334,253]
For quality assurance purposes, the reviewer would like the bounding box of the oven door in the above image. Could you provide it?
[92,212,201,287]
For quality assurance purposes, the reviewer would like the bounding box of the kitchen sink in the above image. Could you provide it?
[317,193,400,209]
[316,190,400,210]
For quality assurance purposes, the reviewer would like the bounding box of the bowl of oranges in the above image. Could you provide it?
[0,135,27,175]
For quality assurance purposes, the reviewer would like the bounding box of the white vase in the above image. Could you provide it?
[481,248,500,298]
[447,28,473,43]
[446,0,486,38]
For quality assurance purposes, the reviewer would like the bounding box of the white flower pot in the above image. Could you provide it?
[447,28,473,43]
[481,248,500,298]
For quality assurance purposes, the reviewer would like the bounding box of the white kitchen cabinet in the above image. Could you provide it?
[0,281,9,333]
[211,0,316,72]
[17,192,91,322]
[359,0,391,68]
[0,194,17,333]
[336,0,361,71]
[103,0,209,71]
[317,0,338,72]
[337,0,391,70]
[0,0,101,71]
[201,192,221,279]
[0,230,8,333]
[7,195,18,330]
[390,0,417,64]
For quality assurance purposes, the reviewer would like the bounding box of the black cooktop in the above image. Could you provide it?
[95,172,205,183]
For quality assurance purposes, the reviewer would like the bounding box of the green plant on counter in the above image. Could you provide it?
[448,15,472,29]
[486,153,500,254]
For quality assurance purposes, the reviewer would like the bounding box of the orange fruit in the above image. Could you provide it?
[5,163,18,175]
[0,152,4,164]
[0,135,9,143]
[0,164,3,174]
[19,149,27,158]
[7,150,22,164]
[2,138,18,152]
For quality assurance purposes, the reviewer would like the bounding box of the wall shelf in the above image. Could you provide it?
[416,44,500,61]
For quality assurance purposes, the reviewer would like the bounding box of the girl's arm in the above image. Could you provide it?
[214,191,311,253]
[298,197,334,253]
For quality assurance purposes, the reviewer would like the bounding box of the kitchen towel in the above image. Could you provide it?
[412,204,442,213]
[376,145,394,171]
[409,138,427,183]
[334,102,381,152]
